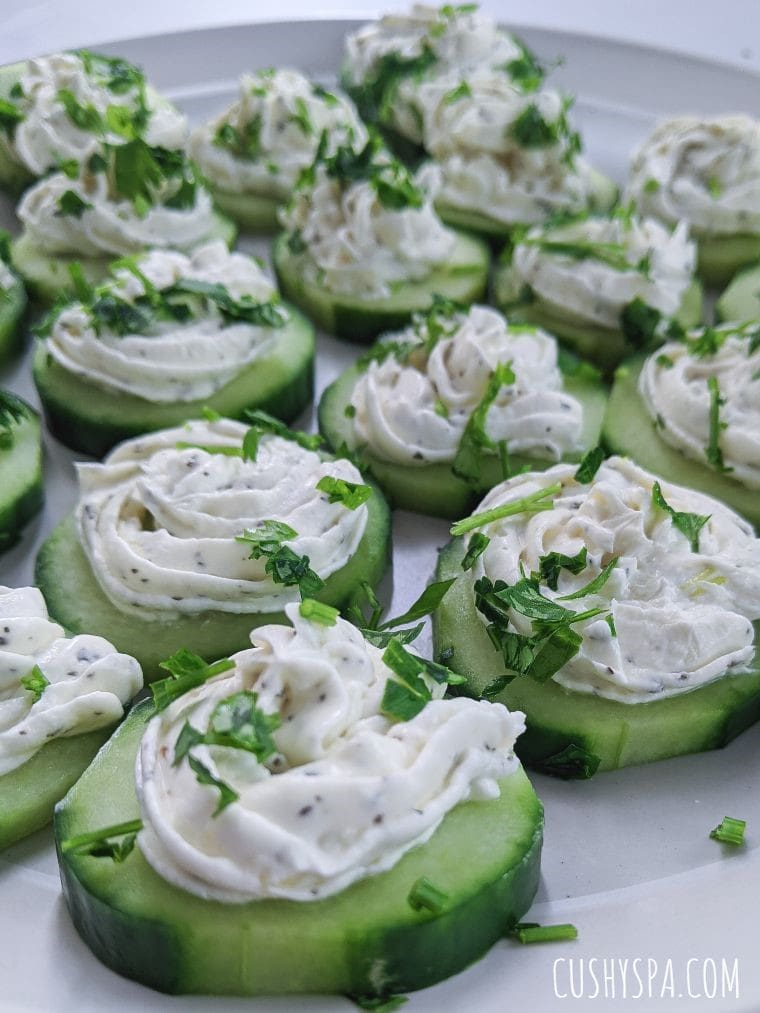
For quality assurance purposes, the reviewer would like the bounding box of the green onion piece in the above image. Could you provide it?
[299,599,339,626]
[513,922,578,944]
[151,649,235,711]
[710,816,746,846]
[407,876,449,915]
[201,406,222,422]
[450,483,561,537]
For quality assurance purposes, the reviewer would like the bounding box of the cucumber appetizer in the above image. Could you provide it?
[433,455,760,776]
[274,134,489,342]
[11,140,235,304]
[604,323,760,527]
[0,50,187,194]
[55,602,542,997]
[0,233,27,364]
[0,390,43,552]
[32,242,315,457]
[36,415,391,681]
[319,300,607,518]
[493,208,703,373]
[716,261,760,323]
[0,585,142,851]
[628,115,760,286]
[190,69,367,233]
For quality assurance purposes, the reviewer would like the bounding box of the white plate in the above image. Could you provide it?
[1,19,759,1013]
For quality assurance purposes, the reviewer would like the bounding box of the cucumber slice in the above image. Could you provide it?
[33,306,315,458]
[716,262,760,323]
[273,230,490,343]
[0,728,114,851]
[433,539,760,775]
[0,63,34,194]
[0,277,28,365]
[10,211,238,305]
[492,272,704,374]
[35,488,391,682]
[436,169,619,241]
[0,397,43,551]
[603,354,760,527]
[207,186,282,234]
[318,354,608,519]
[55,699,543,996]
[697,235,760,288]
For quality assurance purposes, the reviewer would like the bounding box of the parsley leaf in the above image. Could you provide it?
[242,409,323,461]
[706,376,732,473]
[350,48,437,125]
[0,97,24,134]
[0,390,30,449]
[620,297,661,350]
[557,557,618,600]
[299,598,339,626]
[236,522,324,599]
[377,579,456,630]
[503,42,545,93]
[316,475,372,510]
[187,755,239,815]
[536,546,588,590]
[20,664,49,702]
[461,532,490,571]
[60,818,144,861]
[151,648,236,712]
[573,446,605,484]
[453,361,516,488]
[651,481,710,552]
[56,190,92,218]
[57,87,104,132]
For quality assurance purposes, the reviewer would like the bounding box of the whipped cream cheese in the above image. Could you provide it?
[5,52,186,177]
[639,324,760,489]
[628,115,760,237]
[510,213,696,329]
[467,456,760,703]
[44,241,282,402]
[190,69,366,200]
[0,585,142,776]
[17,168,219,258]
[351,304,583,465]
[136,602,525,901]
[281,160,455,298]
[75,419,369,619]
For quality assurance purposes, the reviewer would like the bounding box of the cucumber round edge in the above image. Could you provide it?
[207,186,282,234]
[318,355,609,519]
[0,398,44,552]
[0,278,29,365]
[35,486,391,683]
[272,230,491,343]
[716,261,760,323]
[54,698,543,996]
[32,306,315,458]
[603,353,760,528]
[433,539,760,776]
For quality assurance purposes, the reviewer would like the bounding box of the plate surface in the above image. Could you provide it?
[0,19,759,1013]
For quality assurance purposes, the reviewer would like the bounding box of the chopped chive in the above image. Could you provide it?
[558,557,618,601]
[61,818,143,861]
[377,578,456,630]
[513,922,578,944]
[450,483,561,537]
[299,599,339,626]
[710,816,746,846]
[461,532,490,571]
[407,876,448,915]
[706,376,732,473]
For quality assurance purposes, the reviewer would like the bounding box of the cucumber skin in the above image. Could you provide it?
[0,402,44,552]
[603,354,760,528]
[492,272,703,375]
[10,212,238,305]
[0,728,114,851]
[0,279,28,365]
[55,700,543,996]
[35,488,391,683]
[32,306,315,458]
[273,231,490,343]
[433,539,760,775]
[716,262,760,323]
[0,64,34,194]
[318,357,608,519]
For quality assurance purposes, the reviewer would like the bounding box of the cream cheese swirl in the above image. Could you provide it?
[628,115,760,237]
[466,457,760,703]
[351,305,583,465]
[75,420,369,619]
[43,242,282,402]
[510,214,696,329]
[0,586,142,776]
[639,324,760,489]
[136,602,525,902]
[5,52,187,177]
[190,69,366,200]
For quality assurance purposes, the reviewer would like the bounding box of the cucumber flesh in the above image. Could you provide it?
[603,354,760,527]
[55,699,543,996]
[0,401,43,552]
[493,272,703,374]
[273,230,490,343]
[716,262,760,323]
[318,354,608,519]
[696,234,760,288]
[0,64,33,194]
[209,187,282,234]
[35,488,391,682]
[33,307,315,458]
[11,211,238,305]
[433,539,760,775]
[0,279,28,365]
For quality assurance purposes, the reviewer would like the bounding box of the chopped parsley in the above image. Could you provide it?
[443,81,472,104]
[315,475,372,509]
[214,116,263,161]
[503,42,545,93]
[20,664,49,702]
[56,189,92,218]
[705,375,732,473]
[453,361,516,488]
[651,481,710,552]
[57,87,104,132]
[380,636,464,721]
[707,175,723,199]
[60,818,143,862]
[187,755,239,815]
[151,648,236,712]
[0,390,30,449]
[709,816,746,846]
[643,178,661,194]
[349,48,437,125]
[535,546,588,591]
[0,97,24,134]
[299,598,339,625]
[451,482,560,537]
[461,532,490,571]
[509,97,581,165]
[236,521,324,599]
[319,136,424,211]
[573,446,605,483]
[174,690,281,769]
[557,557,618,601]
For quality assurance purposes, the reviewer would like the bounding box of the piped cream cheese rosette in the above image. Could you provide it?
[32,241,315,457]
[318,300,608,517]
[0,50,187,192]
[273,135,490,341]
[493,208,703,372]
[602,322,760,527]
[189,69,367,232]
[434,454,760,773]
[0,584,142,850]
[11,141,235,304]
[35,417,391,679]
[628,115,760,283]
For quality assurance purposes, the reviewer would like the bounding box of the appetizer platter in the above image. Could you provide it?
[1,9,760,1012]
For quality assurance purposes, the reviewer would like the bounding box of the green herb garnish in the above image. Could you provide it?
[236,522,324,599]
[557,557,618,601]
[651,481,710,552]
[0,390,30,449]
[20,664,49,702]
[151,648,236,712]
[709,816,746,846]
[536,546,588,591]
[56,189,92,218]
[573,446,605,484]
[187,755,239,815]
[461,532,490,571]
[407,876,449,915]
[620,297,661,350]
[706,376,732,473]
[451,482,560,536]
[315,475,372,510]
[452,361,516,487]
[299,598,339,626]
[60,818,143,861]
